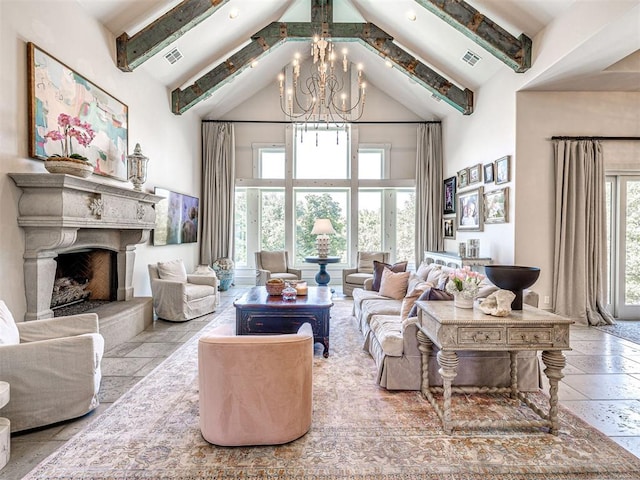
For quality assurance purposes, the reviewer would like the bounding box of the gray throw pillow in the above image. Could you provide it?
[408,287,453,318]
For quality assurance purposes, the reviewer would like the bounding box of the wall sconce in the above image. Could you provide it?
[127,143,149,191]
[311,218,336,258]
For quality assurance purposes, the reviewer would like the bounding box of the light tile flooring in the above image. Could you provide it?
[2,287,640,479]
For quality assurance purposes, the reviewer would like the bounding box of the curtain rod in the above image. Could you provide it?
[551,136,640,141]
[202,119,440,125]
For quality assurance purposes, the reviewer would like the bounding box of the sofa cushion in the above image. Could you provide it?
[379,268,410,300]
[358,252,386,274]
[157,259,188,283]
[408,287,454,318]
[371,260,408,291]
[345,272,372,286]
[369,315,403,357]
[0,300,20,345]
[416,261,438,281]
[424,265,444,287]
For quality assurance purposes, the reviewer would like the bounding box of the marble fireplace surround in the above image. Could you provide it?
[9,173,163,322]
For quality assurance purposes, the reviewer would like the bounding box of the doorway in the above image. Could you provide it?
[606,175,640,319]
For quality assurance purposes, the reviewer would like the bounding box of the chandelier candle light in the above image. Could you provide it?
[311,218,336,258]
[278,33,366,128]
[127,143,149,191]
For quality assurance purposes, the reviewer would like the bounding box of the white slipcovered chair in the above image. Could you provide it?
[254,251,302,286]
[342,251,389,296]
[148,259,219,322]
[0,301,104,432]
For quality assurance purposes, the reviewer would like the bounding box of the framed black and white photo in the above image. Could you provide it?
[456,187,484,232]
[495,156,510,184]
[468,164,482,184]
[484,187,509,224]
[457,168,468,188]
[443,176,456,214]
[443,218,455,239]
[483,163,494,183]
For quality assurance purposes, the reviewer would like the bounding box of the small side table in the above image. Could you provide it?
[304,256,340,286]
[0,381,10,470]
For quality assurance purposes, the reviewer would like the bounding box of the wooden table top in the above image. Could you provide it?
[234,286,334,308]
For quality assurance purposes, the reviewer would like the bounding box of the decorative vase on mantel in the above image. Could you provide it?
[453,293,474,309]
[44,157,94,178]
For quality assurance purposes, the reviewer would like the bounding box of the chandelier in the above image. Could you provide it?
[278,34,366,126]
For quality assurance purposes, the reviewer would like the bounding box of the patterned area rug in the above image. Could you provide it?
[594,320,640,345]
[24,297,640,479]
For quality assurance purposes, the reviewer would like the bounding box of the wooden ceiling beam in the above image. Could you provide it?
[414,0,532,72]
[172,21,472,115]
[117,0,229,72]
[171,33,283,115]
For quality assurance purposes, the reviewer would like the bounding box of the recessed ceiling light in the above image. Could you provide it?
[251,61,258,68]
[229,8,239,19]
[407,11,417,21]
[385,60,393,68]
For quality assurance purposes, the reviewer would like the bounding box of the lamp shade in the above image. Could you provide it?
[311,219,336,235]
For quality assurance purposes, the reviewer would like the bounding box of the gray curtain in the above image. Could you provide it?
[415,123,444,264]
[553,139,613,326]
[200,122,235,266]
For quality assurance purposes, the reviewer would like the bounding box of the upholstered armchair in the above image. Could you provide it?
[198,323,313,446]
[0,301,104,432]
[148,259,219,322]
[254,251,302,286]
[342,251,390,296]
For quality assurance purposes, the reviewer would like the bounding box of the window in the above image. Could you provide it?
[234,129,414,271]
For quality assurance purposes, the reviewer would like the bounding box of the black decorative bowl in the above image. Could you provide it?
[483,265,541,310]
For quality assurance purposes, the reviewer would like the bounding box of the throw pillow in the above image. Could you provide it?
[371,260,408,292]
[357,252,385,274]
[407,287,454,318]
[400,283,430,320]
[157,259,188,283]
[0,300,20,345]
[378,268,410,300]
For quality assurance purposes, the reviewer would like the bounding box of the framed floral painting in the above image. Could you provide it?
[27,42,129,180]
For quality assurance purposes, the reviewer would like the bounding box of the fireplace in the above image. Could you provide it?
[52,249,117,311]
[10,173,163,321]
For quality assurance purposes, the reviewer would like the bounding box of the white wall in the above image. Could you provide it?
[515,91,640,310]
[0,1,202,320]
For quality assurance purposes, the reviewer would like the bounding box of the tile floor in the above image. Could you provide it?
[2,287,640,479]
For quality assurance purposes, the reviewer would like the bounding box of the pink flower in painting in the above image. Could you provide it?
[44,113,95,161]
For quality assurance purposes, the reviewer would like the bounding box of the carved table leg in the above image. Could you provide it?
[542,350,566,435]
[509,351,519,399]
[416,329,433,397]
[437,350,459,434]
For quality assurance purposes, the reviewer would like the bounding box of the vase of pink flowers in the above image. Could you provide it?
[445,266,485,309]
[43,113,96,178]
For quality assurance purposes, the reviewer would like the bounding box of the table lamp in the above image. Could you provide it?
[311,218,336,258]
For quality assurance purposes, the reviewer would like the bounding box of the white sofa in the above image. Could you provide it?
[0,302,104,432]
[353,262,541,391]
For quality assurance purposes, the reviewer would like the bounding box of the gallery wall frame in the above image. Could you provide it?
[456,186,484,232]
[153,187,200,246]
[443,176,456,214]
[484,187,509,224]
[483,163,495,183]
[443,217,455,239]
[468,164,482,184]
[27,42,129,181]
[495,155,511,184]
[457,168,469,188]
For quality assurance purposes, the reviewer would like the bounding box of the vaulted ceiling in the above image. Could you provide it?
[78,0,640,120]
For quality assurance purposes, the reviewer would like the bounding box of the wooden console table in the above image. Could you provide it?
[415,301,572,435]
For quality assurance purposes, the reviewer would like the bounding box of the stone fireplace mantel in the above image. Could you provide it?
[9,173,163,320]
